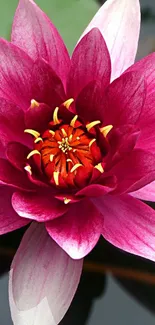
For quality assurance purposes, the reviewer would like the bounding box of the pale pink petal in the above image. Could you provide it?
[81,0,140,81]
[46,199,103,259]
[11,0,70,87]
[9,223,83,325]
[92,194,155,261]
[130,181,155,202]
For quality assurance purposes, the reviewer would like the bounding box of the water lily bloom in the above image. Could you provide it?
[1,0,155,323]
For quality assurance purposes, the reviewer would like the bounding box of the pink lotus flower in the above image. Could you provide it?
[1,0,155,323]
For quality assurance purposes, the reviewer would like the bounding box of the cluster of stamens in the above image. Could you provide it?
[24,98,113,190]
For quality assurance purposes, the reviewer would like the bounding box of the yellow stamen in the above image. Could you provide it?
[24,129,40,138]
[49,130,55,136]
[76,136,80,140]
[27,150,41,160]
[94,163,104,173]
[67,159,73,163]
[100,125,113,137]
[69,134,73,141]
[53,171,59,186]
[86,120,101,131]
[31,99,39,108]
[24,165,32,175]
[64,198,71,204]
[61,128,67,137]
[53,107,60,125]
[34,137,43,143]
[89,138,96,147]
[70,115,78,127]
[71,163,82,173]
[63,98,74,109]
[50,154,54,162]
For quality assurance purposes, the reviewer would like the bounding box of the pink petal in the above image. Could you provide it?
[0,39,34,109]
[92,194,155,261]
[30,59,66,109]
[9,223,83,325]
[25,103,53,134]
[0,186,29,235]
[11,0,70,87]
[12,191,68,222]
[130,181,155,202]
[46,199,103,259]
[67,28,111,98]
[0,159,34,191]
[81,0,140,81]
[102,71,145,127]
[111,149,155,193]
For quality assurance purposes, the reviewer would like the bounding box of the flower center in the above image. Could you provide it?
[24,99,113,188]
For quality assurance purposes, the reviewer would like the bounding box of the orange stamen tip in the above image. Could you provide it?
[70,115,78,127]
[27,150,41,160]
[70,163,82,173]
[89,138,96,147]
[63,98,74,109]
[61,128,67,137]
[86,120,101,131]
[53,107,60,125]
[49,130,55,136]
[94,163,104,173]
[34,137,43,143]
[31,99,39,108]
[64,198,71,204]
[100,125,113,137]
[53,171,59,185]
[24,129,40,138]
[24,165,32,175]
[50,154,54,162]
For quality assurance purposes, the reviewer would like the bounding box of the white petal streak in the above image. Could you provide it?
[81,0,140,81]
[9,222,83,325]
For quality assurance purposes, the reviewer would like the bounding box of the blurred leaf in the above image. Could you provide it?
[89,237,155,314]
[60,270,106,325]
[0,0,99,52]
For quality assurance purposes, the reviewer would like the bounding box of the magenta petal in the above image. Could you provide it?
[0,140,5,158]
[67,28,111,98]
[0,98,32,148]
[25,103,53,133]
[130,181,155,202]
[81,0,140,81]
[0,186,29,235]
[6,142,29,171]
[9,223,83,325]
[30,59,66,108]
[103,71,146,127]
[11,0,70,87]
[92,194,155,261]
[12,191,68,222]
[46,199,103,259]
[76,184,114,197]
[0,159,34,190]
[76,81,104,122]
[0,39,34,109]
[111,149,155,193]
[127,54,155,128]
